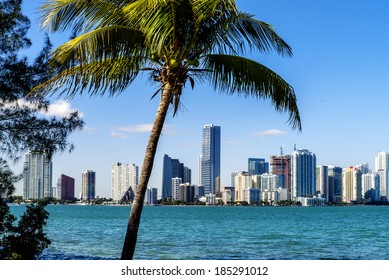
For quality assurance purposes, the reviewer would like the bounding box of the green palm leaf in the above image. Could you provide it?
[51,26,146,66]
[204,54,300,130]
[40,0,124,33]
[34,57,141,98]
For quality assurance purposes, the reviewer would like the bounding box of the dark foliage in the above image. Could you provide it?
[0,0,83,259]
[0,199,51,260]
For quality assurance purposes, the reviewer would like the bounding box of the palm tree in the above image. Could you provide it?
[36,0,301,260]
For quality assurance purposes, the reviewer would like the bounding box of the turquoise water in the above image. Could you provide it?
[9,205,389,260]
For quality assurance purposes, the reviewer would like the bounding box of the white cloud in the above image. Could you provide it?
[111,123,177,138]
[115,124,154,133]
[45,100,84,118]
[253,129,288,137]
[4,99,84,118]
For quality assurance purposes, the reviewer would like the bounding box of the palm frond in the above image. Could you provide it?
[226,13,293,57]
[204,54,301,130]
[32,57,142,98]
[40,0,123,33]
[51,26,146,66]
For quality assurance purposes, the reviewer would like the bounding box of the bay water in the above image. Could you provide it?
[9,205,389,260]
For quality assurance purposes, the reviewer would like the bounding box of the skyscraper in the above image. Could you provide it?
[58,174,75,201]
[342,167,362,203]
[270,153,291,192]
[291,148,316,199]
[162,154,192,199]
[316,166,329,201]
[82,170,96,202]
[200,124,221,195]
[23,151,52,199]
[375,151,389,201]
[248,158,269,176]
[111,162,139,201]
[375,151,389,171]
[328,166,343,203]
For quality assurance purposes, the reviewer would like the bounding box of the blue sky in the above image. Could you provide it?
[14,0,389,198]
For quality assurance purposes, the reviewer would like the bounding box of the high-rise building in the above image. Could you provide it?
[375,151,389,172]
[362,173,380,201]
[374,152,389,201]
[58,174,75,201]
[376,169,389,201]
[248,158,269,176]
[316,166,329,201]
[23,151,52,199]
[82,170,96,202]
[145,187,158,204]
[342,167,362,203]
[161,154,191,199]
[200,124,221,195]
[328,166,343,203]
[290,148,316,199]
[270,153,291,192]
[111,162,139,201]
[172,177,182,201]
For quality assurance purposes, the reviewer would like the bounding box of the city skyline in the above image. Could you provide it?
[12,1,389,198]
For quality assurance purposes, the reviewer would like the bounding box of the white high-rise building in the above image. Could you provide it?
[291,148,316,199]
[375,151,389,172]
[362,172,380,201]
[111,162,139,201]
[342,167,362,203]
[172,177,182,201]
[375,151,389,201]
[23,151,52,199]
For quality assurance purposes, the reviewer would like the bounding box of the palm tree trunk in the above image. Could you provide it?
[120,85,173,260]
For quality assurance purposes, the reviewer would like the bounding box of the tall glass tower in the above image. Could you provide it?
[161,154,191,199]
[291,148,316,199]
[82,170,96,202]
[23,151,53,199]
[200,124,221,195]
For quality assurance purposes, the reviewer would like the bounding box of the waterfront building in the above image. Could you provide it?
[81,170,96,202]
[362,173,380,202]
[376,169,389,201]
[374,151,389,201]
[241,188,260,204]
[58,174,75,201]
[270,153,291,195]
[290,148,316,199]
[162,154,191,199]
[297,196,326,206]
[145,187,158,205]
[328,166,343,203]
[200,124,221,195]
[375,151,389,171]
[260,173,281,192]
[194,185,205,201]
[178,183,195,203]
[111,162,139,201]
[221,186,235,204]
[342,167,362,203]
[172,177,182,201]
[234,171,250,202]
[316,166,329,202]
[52,185,60,199]
[23,151,52,199]
[248,158,269,176]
